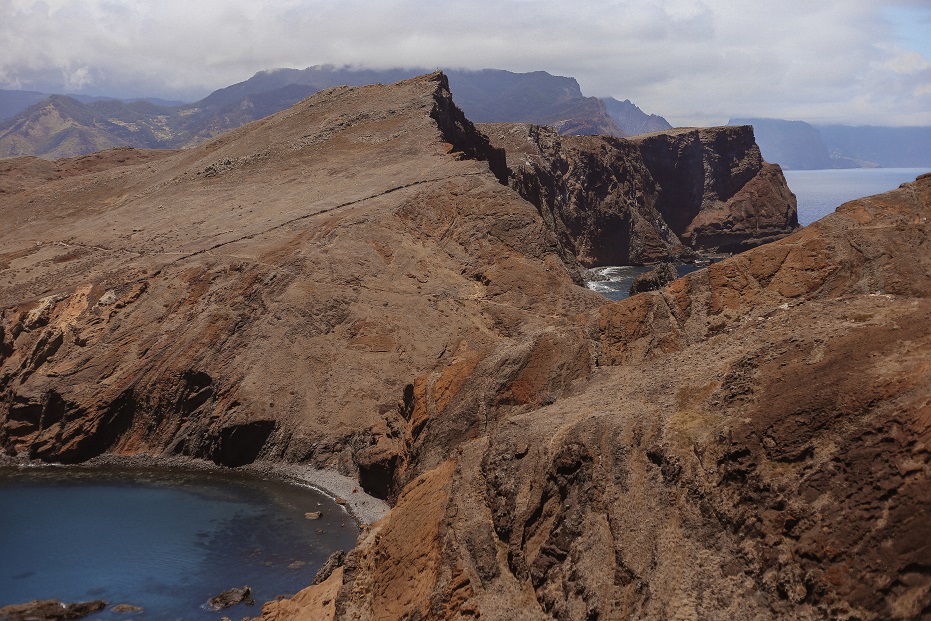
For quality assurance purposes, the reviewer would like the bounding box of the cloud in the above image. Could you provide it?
[1,0,929,125]
[61,65,94,91]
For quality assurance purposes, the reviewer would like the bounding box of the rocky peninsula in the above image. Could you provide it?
[1,73,928,620]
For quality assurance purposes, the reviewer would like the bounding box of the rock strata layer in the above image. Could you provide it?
[481,123,799,265]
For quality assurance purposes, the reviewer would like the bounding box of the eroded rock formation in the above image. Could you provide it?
[1,73,928,620]
[265,174,931,621]
[0,73,600,484]
[481,123,798,266]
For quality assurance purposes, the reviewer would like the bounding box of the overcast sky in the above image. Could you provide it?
[2,0,930,126]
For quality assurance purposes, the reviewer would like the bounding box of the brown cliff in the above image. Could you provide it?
[265,175,931,620]
[0,73,601,485]
[481,123,798,266]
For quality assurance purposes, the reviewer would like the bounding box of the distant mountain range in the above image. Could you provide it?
[0,67,672,159]
[601,97,672,135]
[730,118,931,169]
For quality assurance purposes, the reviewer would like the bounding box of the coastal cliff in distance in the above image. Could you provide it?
[481,123,798,266]
[730,117,931,169]
[1,73,928,620]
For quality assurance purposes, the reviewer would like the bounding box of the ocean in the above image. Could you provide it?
[784,167,930,226]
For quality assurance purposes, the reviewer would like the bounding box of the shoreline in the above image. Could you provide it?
[0,453,390,526]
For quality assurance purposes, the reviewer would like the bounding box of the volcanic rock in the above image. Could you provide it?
[2,72,928,621]
[628,262,677,295]
[0,72,600,496]
[0,599,106,620]
[263,174,931,620]
[206,586,253,611]
[480,123,798,266]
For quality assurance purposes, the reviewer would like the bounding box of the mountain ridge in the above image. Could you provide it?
[0,66,663,158]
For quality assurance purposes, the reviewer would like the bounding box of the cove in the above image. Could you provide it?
[0,466,359,620]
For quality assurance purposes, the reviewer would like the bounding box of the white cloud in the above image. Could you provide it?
[61,65,93,91]
[883,49,931,74]
[1,0,929,125]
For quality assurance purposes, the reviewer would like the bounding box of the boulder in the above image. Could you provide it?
[205,586,253,611]
[0,599,106,620]
[628,262,678,295]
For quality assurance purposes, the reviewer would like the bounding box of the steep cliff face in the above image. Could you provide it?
[0,73,602,481]
[481,123,798,267]
[633,126,799,253]
[267,174,931,621]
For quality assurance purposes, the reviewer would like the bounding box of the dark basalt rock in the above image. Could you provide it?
[205,586,253,611]
[480,123,799,266]
[628,262,678,296]
[0,599,106,621]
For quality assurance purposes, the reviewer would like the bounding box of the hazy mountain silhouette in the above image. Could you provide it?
[730,117,931,169]
[0,66,653,157]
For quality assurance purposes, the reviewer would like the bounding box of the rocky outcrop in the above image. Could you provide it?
[628,262,677,295]
[0,72,601,495]
[481,123,798,266]
[266,174,931,621]
[632,126,799,253]
[206,586,254,611]
[0,599,107,620]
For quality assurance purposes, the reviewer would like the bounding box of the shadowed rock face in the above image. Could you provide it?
[2,73,928,620]
[481,123,799,267]
[264,175,931,620]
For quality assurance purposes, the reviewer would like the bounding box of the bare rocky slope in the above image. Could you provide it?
[1,73,928,620]
[0,73,602,484]
[261,173,931,621]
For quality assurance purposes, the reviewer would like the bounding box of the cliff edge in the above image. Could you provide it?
[0,73,600,484]
[482,123,799,266]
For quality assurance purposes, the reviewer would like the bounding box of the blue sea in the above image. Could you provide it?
[0,467,358,620]
[784,167,929,226]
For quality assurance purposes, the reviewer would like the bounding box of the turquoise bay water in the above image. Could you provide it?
[784,167,930,226]
[0,467,358,620]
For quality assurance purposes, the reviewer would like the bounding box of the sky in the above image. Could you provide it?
[2,0,930,127]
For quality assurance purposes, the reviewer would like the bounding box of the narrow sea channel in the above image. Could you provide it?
[0,466,358,620]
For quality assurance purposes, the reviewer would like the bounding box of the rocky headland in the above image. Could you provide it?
[1,73,928,620]
[480,123,798,266]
